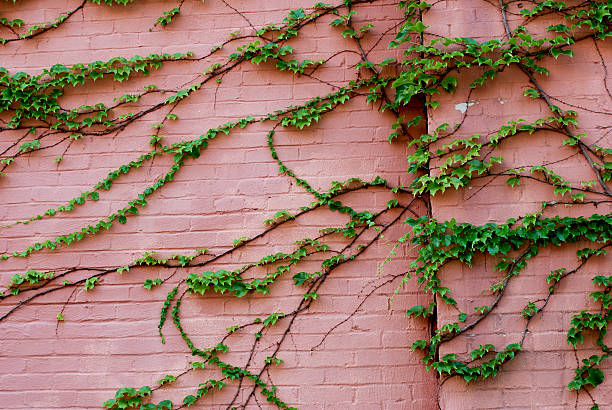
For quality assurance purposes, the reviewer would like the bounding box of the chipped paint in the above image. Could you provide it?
[455,101,475,113]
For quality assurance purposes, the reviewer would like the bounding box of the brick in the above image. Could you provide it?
[0,1,609,409]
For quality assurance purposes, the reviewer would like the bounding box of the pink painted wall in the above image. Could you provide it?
[0,1,435,408]
[0,0,609,409]
[426,2,612,409]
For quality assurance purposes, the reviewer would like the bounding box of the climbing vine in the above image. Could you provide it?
[0,0,610,409]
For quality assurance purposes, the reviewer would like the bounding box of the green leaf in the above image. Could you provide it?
[84,276,99,291]
[292,272,309,286]
[586,368,605,387]
[441,76,458,92]
[144,278,162,290]
[288,8,306,20]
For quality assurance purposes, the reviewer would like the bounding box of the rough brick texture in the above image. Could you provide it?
[0,0,610,409]
[427,1,612,409]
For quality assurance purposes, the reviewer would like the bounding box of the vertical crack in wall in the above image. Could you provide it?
[417,5,440,376]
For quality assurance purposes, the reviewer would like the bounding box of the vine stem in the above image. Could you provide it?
[518,243,611,346]
[439,243,533,343]
[0,1,610,408]
[2,0,87,44]
[499,0,512,38]
[238,205,413,408]
[497,0,612,198]
[519,66,612,196]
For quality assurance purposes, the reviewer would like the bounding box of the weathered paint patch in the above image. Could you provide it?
[455,101,475,113]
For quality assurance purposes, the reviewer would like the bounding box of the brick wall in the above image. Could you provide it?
[0,0,609,409]
[426,1,612,409]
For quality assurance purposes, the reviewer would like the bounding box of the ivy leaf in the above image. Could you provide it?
[183,395,197,406]
[84,276,99,291]
[586,368,605,387]
[441,76,458,92]
[288,8,306,20]
[292,272,309,286]
[506,176,520,187]
[144,278,162,290]
[406,305,424,317]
